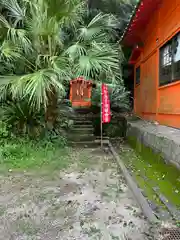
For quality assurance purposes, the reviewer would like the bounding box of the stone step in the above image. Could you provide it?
[73,115,90,118]
[95,136,109,140]
[74,124,93,129]
[74,109,92,114]
[68,134,95,142]
[74,120,92,125]
[71,128,94,134]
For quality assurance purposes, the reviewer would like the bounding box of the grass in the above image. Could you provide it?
[0,137,72,172]
[120,137,180,208]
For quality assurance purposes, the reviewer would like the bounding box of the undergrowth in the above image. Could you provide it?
[0,138,70,171]
[0,121,70,171]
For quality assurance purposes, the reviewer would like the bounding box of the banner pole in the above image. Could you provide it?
[101,83,103,148]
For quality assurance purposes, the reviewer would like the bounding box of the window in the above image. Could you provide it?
[136,66,140,85]
[159,32,180,86]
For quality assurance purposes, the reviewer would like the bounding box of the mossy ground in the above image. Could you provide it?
[120,137,180,208]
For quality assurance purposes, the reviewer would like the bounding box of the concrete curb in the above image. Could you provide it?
[126,120,180,170]
[107,141,158,224]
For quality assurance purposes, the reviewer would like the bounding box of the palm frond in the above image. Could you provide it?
[78,13,118,42]
[75,45,120,79]
[36,54,51,69]
[0,14,11,29]
[28,4,62,54]
[0,70,65,110]
[1,0,26,26]
[0,4,32,54]
[87,12,106,28]
[1,99,45,135]
[0,40,22,61]
[56,0,85,29]
[7,28,32,54]
[78,26,107,42]
[65,43,87,61]
[0,75,19,102]
[13,69,65,110]
[29,7,58,38]
[0,0,125,118]
[51,55,72,80]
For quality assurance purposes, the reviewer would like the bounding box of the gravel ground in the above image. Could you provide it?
[0,148,156,240]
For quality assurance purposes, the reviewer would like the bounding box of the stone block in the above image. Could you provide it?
[126,120,180,169]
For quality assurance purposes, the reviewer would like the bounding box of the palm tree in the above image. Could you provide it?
[65,12,123,82]
[87,0,138,38]
[0,0,123,129]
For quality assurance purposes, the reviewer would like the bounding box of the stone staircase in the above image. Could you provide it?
[68,109,98,147]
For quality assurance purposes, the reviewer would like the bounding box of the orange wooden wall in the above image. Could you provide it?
[134,0,180,128]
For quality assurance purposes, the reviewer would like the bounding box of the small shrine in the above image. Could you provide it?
[70,77,93,107]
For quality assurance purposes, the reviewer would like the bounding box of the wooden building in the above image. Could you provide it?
[122,0,180,128]
[70,77,93,107]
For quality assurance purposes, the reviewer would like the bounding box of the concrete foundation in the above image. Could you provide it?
[126,120,180,169]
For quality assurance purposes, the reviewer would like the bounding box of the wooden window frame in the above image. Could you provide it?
[135,66,140,85]
[159,32,180,86]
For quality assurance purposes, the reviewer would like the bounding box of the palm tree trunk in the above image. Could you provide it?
[45,86,58,130]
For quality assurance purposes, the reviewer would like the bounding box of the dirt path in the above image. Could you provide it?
[0,148,155,240]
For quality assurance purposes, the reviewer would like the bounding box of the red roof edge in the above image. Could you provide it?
[121,0,162,47]
[120,0,142,45]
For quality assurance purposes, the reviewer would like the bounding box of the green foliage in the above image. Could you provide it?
[109,84,130,111]
[0,0,123,111]
[0,0,129,142]
[0,98,74,138]
[0,120,9,138]
[0,0,125,138]
[1,100,44,136]
[0,137,69,170]
[88,0,138,37]
[0,103,69,171]
[92,113,127,138]
[105,123,124,137]
[65,12,123,82]
[92,83,130,111]
[0,99,69,171]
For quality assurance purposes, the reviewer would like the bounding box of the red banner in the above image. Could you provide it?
[101,84,111,123]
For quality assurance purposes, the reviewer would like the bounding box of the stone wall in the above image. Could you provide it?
[126,120,180,169]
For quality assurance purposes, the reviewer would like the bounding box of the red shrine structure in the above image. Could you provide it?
[69,77,93,107]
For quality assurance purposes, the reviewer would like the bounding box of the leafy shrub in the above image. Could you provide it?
[104,122,126,138]
[0,121,9,138]
[0,98,74,140]
[1,100,44,137]
[109,84,130,111]
[92,114,127,138]
[91,83,130,112]
[55,99,75,130]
